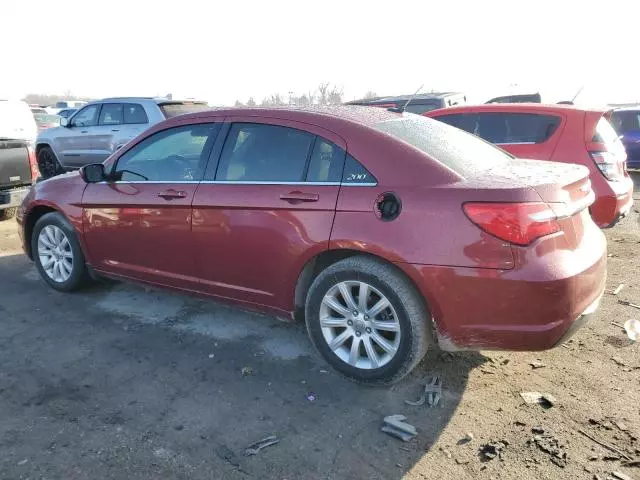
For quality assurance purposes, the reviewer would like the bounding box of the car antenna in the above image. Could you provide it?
[388,84,424,113]
[562,85,584,105]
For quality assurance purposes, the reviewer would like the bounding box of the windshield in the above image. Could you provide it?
[374,113,511,176]
[159,102,210,119]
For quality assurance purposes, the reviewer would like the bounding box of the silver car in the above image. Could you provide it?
[35,97,209,178]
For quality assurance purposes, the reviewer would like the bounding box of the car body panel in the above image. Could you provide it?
[19,106,608,354]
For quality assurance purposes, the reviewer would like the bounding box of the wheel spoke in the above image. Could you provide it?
[39,236,55,249]
[328,329,351,351]
[322,295,350,318]
[40,256,55,269]
[320,316,348,328]
[44,226,56,245]
[38,246,54,256]
[59,237,70,250]
[367,297,391,318]
[53,261,61,281]
[54,227,62,243]
[349,336,361,366]
[60,259,72,277]
[338,283,357,311]
[371,331,396,354]
[63,251,73,259]
[362,336,380,368]
[370,320,400,332]
[358,282,369,311]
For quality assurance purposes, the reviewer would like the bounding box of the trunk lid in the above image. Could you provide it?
[0,139,33,189]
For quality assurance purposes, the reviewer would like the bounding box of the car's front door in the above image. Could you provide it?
[82,121,221,289]
[191,119,345,313]
[54,103,101,168]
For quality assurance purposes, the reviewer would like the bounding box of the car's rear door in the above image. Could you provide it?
[191,118,346,313]
[82,120,221,289]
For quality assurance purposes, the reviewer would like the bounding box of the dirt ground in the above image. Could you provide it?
[0,176,638,480]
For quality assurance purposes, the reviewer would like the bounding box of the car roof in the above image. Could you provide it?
[96,97,207,104]
[173,105,403,128]
[612,105,640,112]
[427,103,608,116]
[347,92,463,105]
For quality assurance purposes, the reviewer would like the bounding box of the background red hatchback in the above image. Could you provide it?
[425,104,634,228]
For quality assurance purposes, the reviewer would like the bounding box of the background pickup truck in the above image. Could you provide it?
[0,139,37,220]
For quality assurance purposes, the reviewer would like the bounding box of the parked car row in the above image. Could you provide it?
[19,104,608,384]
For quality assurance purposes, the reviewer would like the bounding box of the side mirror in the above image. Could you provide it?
[60,117,69,127]
[79,163,106,183]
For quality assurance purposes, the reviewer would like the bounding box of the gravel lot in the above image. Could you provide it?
[0,175,638,480]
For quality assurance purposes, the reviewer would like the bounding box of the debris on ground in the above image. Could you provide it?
[381,415,418,442]
[241,366,255,376]
[208,353,215,359]
[577,429,632,461]
[528,430,568,468]
[530,361,547,369]
[306,393,316,402]
[624,319,640,341]
[520,391,557,408]
[619,300,640,310]
[532,426,545,434]
[612,284,626,295]
[405,376,442,407]
[612,357,627,367]
[244,435,280,456]
[611,472,635,480]
[479,440,508,461]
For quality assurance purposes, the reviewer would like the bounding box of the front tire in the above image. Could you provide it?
[32,212,91,292]
[305,256,431,384]
[37,146,63,179]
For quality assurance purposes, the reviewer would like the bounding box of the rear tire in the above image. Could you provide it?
[305,256,431,385]
[37,146,62,179]
[0,207,17,221]
[32,212,92,292]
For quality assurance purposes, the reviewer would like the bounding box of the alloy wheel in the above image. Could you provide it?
[320,281,401,369]
[38,225,73,283]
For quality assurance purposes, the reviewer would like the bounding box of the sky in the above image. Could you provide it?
[2,0,640,106]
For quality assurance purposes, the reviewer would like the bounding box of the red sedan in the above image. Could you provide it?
[425,103,634,228]
[17,107,606,383]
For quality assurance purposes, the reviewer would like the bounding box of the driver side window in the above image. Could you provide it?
[114,124,218,182]
[71,104,100,127]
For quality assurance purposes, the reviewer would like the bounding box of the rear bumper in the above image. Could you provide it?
[590,175,634,228]
[0,186,30,210]
[400,230,607,351]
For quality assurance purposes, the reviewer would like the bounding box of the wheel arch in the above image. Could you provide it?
[24,205,59,260]
[293,249,434,325]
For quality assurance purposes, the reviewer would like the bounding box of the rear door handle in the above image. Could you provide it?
[279,191,319,203]
[80,130,88,134]
[158,189,187,200]
[111,129,120,132]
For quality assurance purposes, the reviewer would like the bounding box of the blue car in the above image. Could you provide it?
[610,107,640,169]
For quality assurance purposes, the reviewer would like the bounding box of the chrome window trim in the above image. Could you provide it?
[495,141,536,145]
[96,180,378,187]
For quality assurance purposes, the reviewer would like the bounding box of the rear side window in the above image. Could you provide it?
[592,117,621,145]
[159,102,209,119]
[306,139,345,183]
[99,104,123,125]
[342,154,376,184]
[375,114,510,176]
[610,110,640,134]
[216,123,314,182]
[123,103,148,124]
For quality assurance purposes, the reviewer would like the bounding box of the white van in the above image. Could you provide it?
[0,99,38,142]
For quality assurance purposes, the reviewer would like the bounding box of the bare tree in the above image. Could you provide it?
[234,100,244,107]
[363,90,378,99]
[327,85,344,105]
[246,97,256,107]
[317,83,330,105]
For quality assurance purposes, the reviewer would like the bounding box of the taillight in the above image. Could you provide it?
[589,151,626,181]
[27,144,40,182]
[463,202,560,246]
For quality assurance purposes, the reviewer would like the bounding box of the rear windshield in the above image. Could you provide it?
[159,102,210,119]
[373,114,511,176]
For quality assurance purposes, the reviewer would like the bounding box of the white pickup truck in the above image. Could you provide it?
[0,100,38,219]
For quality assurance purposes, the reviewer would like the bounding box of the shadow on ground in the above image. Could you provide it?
[0,253,484,479]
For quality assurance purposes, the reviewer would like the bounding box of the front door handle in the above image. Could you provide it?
[279,191,319,203]
[158,189,187,200]
[111,129,120,132]
[80,130,88,134]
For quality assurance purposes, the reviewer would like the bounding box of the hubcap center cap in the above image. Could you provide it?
[354,318,366,333]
